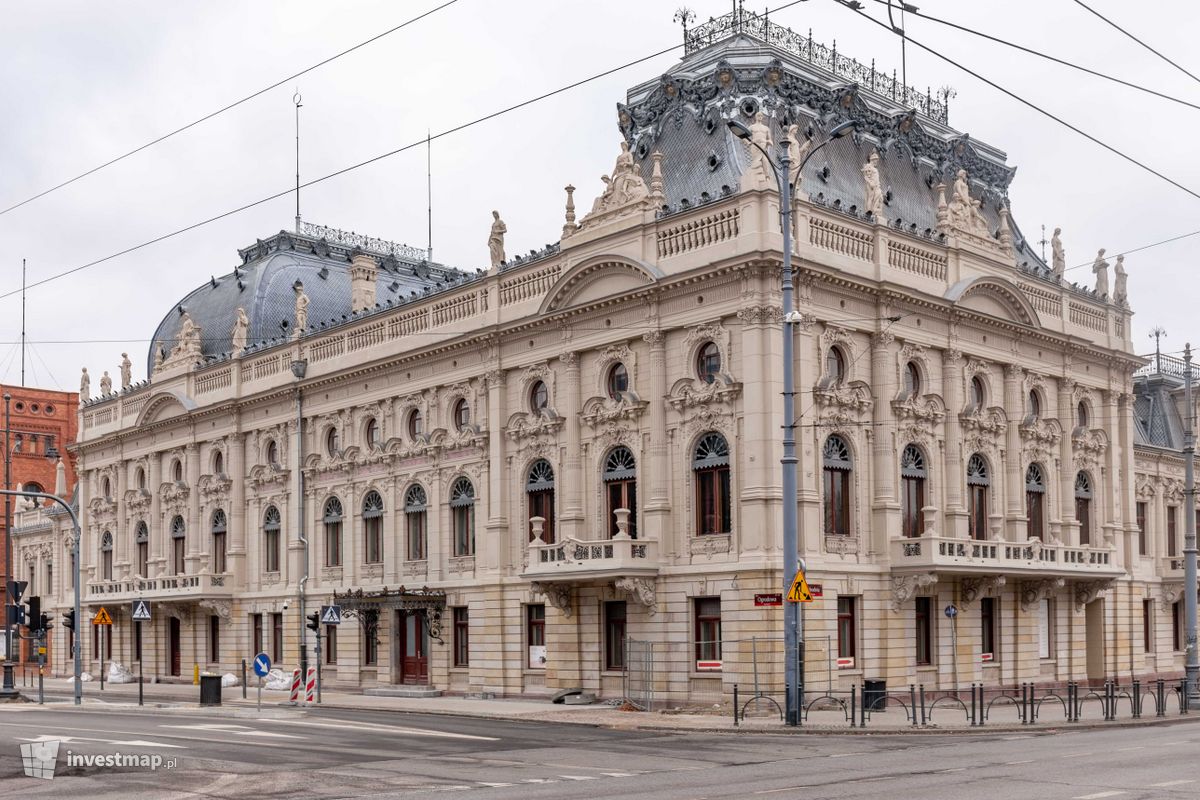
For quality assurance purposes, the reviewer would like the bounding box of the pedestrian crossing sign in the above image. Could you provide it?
[320,605,342,625]
[131,599,151,621]
[786,570,813,603]
[92,607,113,626]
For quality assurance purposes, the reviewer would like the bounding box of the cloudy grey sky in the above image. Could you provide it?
[2,0,1198,391]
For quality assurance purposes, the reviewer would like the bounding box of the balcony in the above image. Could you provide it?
[521,535,660,582]
[890,536,1124,578]
[1161,555,1186,580]
[86,571,235,602]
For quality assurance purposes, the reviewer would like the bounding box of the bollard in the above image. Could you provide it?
[1133,680,1141,719]
[849,684,857,728]
[242,659,248,700]
[289,668,302,705]
[1157,679,1166,717]
[193,663,200,685]
[910,684,918,727]
[918,685,926,726]
[304,667,316,704]
[733,683,739,727]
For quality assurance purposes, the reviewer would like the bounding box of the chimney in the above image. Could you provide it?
[349,250,378,313]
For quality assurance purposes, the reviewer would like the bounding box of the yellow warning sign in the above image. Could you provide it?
[92,607,113,626]
[786,570,813,603]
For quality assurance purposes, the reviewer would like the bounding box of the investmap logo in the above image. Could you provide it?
[19,739,177,779]
[20,740,59,779]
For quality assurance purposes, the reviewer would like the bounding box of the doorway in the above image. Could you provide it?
[396,610,428,685]
[1085,598,1106,682]
[168,617,181,677]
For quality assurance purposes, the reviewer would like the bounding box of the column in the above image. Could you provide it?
[942,349,966,537]
[115,457,129,576]
[558,353,583,540]
[230,430,247,583]
[148,455,163,576]
[1102,390,1120,545]
[1003,364,1024,541]
[736,303,781,558]
[1117,392,1136,566]
[870,331,897,554]
[185,443,201,568]
[642,331,670,549]
[1057,378,1077,544]
[482,370,507,575]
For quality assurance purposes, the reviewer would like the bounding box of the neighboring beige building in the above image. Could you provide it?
[19,11,1194,703]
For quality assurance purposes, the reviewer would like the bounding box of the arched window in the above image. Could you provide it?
[365,418,380,448]
[171,515,186,575]
[212,450,224,476]
[526,460,556,543]
[101,477,112,499]
[1028,390,1042,421]
[904,361,921,398]
[407,409,424,439]
[696,342,721,384]
[325,427,340,457]
[603,446,638,538]
[404,485,428,561]
[22,481,43,496]
[323,497,343,567]
[607,363,629,399]
[1077,401,1089,428]
[967,454,990,541]
[211,509,228,573]
[826,347,846,386]
[822,435,853,536]
[136,467,146,490]
[1025,464,1046,541]
[453,399,471,432]
[970,375,986,410]
[693,433,731,535]
[266,439,279,467]
[530,381,549,414]
[449,478,476,556]
[135,521,149,578]
[100,531,113,581]
[263,506,281,573]
[900,444,926,538]
[1075,472,1093,546]
[172,459,183,483]
[362,490,384,565]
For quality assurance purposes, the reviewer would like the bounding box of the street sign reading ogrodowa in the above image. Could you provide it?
[92,607,113,626]
[786,570,813,603]
[131,599,151,621]
[253,652,271,677]
[320,605,342,625]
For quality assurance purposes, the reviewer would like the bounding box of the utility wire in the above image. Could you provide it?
[0,0,461,218]
[1063,227,1200,273]
[835,2,1200,203]
[1070,0,1200,87]
[864,0,1200,112]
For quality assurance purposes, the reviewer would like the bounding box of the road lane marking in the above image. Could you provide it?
[937,768,966,773]
[754,788,809,795]
[602,773,637,777]
[160,723,304,739]
[16,734,184,749]
[262,718,498,741]
[1149,780,1195,787]
[560,775,597,781]
[1073,792,1126,799]
[1005,760,1035,765]
[477,783,514,788]
[1115,746,1144,752]
[828,753,860,758]
[1061,752,1094,758]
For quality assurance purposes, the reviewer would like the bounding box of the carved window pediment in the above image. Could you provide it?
[667,375,742,410]
[581,394,648,428]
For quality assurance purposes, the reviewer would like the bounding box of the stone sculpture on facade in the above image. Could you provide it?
[152,342,165,373]
[99,371,112,396]
[1092,248,1110,298]
[561,184,578,239]
[1113,254,1128,306]
[739,112,775,192]
[231,307,250,356]
[171,311,202,359]
[1051,227,1065,279]
[79,367,90,398]
[579,141,652,228]
[488,211,507,269]
[119,353,132,390]
[948,168,990,237]
[785,123,812,190]
[293,281,309,339]
[862,151,885,221]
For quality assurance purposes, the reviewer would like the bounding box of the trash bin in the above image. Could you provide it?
[863,679,887,711]
[199,674,222,706]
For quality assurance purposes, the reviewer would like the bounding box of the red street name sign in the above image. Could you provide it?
[754,593,783,607]
[809,583,823,598]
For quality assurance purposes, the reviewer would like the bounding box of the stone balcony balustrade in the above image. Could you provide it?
[85,570,234,602]
[890,535,1123,579]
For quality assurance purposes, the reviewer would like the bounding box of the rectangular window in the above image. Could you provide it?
[1168,506,1178,557]
[453,507,475,556]
[528,490,555,544]
[326,521,343,567]
[915,596,932,666]
[252,614,263,657]
[209,615,220,662]
[265,530,280,572]
[1143,599,1155,653]
[364,517,383,564]
[968,485,988,540]
[1038,598,1054,660]
[325,624,337,664]
[1076,496,1091,546]
[137,542,148,577]
[453,607,470,667]
[526,604,546,669]
[364,619,379,666]
[406,512,426,560]
[46,561,52,596]
[1173,600,1184,651]
[695,468,731,535]
[604,601,627,671]
[271,612,283,663]
[694,598,722,668]
[981,597,998,661]
[823,470,851,536]
[837,596,857,661]
[1026,491,1044,541]
[902,475,925,538]
[1137,502,1148,556]
[606,480,638,539]
[173,538,186,575]
[213,532,227,573]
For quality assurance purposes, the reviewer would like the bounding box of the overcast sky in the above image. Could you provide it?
[3,0,1198,393]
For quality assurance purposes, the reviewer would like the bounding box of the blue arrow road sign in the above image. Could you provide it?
[253,652,271,677]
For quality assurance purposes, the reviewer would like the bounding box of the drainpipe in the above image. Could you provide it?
[291,359,308,678]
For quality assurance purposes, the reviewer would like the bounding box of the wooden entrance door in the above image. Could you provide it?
[168,617,181,676]
[398,611,428,684]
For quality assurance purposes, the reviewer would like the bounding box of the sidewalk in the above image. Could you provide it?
[15,677,1200,735]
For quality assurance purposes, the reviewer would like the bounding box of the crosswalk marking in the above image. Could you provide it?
[559,775,597,780]
[1073,792,1125,800]
[1149,780,1195,787]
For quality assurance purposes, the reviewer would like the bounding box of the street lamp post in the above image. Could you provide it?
[1183,344,1198,701]
[727,117,856,726]
[2,393,12,696]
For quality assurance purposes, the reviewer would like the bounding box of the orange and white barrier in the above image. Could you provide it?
[289,668,302,704]
[304,667,316,704]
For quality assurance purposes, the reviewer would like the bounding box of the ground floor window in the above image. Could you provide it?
[453,607,470,667]
[364,624,379,666]
[605,601,627,671]
[252,614,263,656]
[209,616,220,662]
[1173,600,1184,651]
[981,597,998,661]
[1143,599,1154,653]
[694,598,722,669]
[915,596,932,666]
[837,597,857,663]
[272,613,283,663]
[1037,599,1054,660]
[526,605,546,669]
[325,625,338,664]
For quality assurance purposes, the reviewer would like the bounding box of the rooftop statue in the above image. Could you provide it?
[1051,228,1065,279]
[1113,254,1128,306]
[172,311,202,358]
[152,342,165,373]
[862,151,885,222]
[580,141,650,227]
[293,282,309,339]
[80,367,90,398]
[120,352,132,390]
[785,124,812,191]
[100,371,112,396]
[949,169,990,238]
[231,307,250,356]
[1091,249,1110,298]
[488,211,507,269]
[739,112,775,192]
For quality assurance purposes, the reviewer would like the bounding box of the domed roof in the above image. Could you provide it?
[148,227,465,374]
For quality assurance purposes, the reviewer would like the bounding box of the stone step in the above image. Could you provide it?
[363,686,444,698]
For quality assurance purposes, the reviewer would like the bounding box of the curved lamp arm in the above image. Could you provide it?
[726,118,858,189]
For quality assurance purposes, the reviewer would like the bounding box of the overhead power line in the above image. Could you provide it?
[0,0,461,219]
[865,0,1200,112]
[835,1,1200,203]
[1071,0,1200,87]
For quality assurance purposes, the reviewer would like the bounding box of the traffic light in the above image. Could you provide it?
[5,604,24,626]
[306,611,320,632]
[24,596,40,630]
[38,613,52,634]
[62,609,75,630]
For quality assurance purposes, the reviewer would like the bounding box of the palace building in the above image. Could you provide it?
[17,9,1191,703]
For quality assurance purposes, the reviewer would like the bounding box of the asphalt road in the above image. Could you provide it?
[1,703,1198,799]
